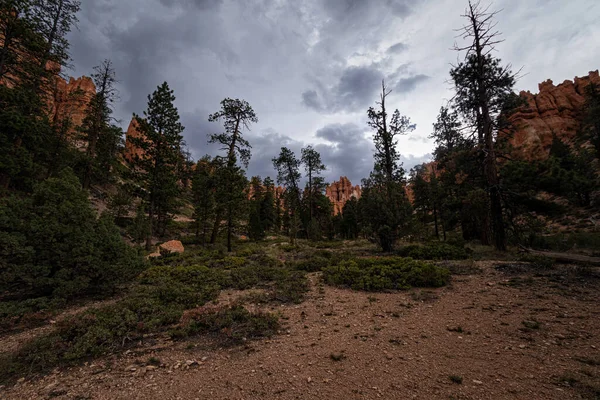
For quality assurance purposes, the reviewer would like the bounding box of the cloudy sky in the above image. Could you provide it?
[67,0,600,184]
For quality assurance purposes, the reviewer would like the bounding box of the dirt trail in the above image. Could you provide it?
[2,261,599,400]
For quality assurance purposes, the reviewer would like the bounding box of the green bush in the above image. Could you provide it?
[0,297,65,332]
[397,242,469,260]
[173,305,279,342]
[0,169,145,301]
[0,263,226,381]
[271,270,309,303]
[323,257,450,291]
[207,256,249,269]
[528,232,600,252]
[292,256,330,272]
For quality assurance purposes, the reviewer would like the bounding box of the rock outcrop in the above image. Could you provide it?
[507,70,599,159]
[49,76,96,145]
[124,118,145,162]
[326,176,362,215]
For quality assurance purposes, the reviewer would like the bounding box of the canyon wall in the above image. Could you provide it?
[507,70,599,159]
[325,176,362,215]
[49,76,96,144]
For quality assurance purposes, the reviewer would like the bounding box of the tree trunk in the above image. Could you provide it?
[433,205,439,239]
[146,201,154,251]
[210,210,221,244]
[227,205,233,252]
[471,6,506,251]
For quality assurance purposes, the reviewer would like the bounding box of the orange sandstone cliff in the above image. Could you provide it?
[49,76,96,143]
[507,70,599,159]
[326,176,362,215]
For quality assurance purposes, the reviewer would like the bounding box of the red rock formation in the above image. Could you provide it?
[124,118,145,162]
[507,70,599,159]
[326,176,362,215]
[49,76,96,144]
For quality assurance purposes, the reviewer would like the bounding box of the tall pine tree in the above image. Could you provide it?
[129,82,184,250]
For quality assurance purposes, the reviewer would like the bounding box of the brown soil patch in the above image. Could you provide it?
[2,261,599,399]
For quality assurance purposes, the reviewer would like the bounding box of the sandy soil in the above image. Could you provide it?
[1,261,599,400]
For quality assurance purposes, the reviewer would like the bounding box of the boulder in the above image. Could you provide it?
[159,240,184,254]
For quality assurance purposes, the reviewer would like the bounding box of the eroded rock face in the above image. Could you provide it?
[124,118,145,163]
[326,176,362,215]
[49,76,96,146]
[507,70,599,159]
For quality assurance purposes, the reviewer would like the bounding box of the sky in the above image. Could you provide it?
[67,0,600,184]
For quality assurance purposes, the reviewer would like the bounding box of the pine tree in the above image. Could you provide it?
[129,82,184,250]
[260,176,277,233]
[0,1,53,189]
[248,175,265,241]
[207,98,257,246]
[340,197,359,239]
[80,59,120,188]
[0,0,42,84]
[430,106,465,166]
[30,0,80,93]
[272,147,301,245]
[581,81,600,159]
[192,156,217,246]
[362,81,415,251]
[301,145,325,238]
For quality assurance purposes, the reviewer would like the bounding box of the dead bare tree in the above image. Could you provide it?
[450,1,518,251]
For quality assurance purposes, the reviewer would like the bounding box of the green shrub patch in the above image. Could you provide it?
[323,257,450,291]
[397,243,470,260]
[172,305,279,342]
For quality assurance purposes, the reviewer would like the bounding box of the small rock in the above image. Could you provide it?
[124,364,137,372]
[146,366,157,371]
[201,356,208,362]
[473,380,483,385]
[519,344,526,349]
[307,377,312,383]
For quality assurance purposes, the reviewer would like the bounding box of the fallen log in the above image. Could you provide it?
[518,245,600,266]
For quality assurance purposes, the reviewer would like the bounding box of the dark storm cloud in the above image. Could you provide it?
[245,131,304,181]
[335,66,383,110]
[314,123,374,183]
[177,110,222,159]
[301,90,323,112]
[321,0,415,22]
[65,0,599,189]
[394,74,430,92]
[387,42,408,54]
[243,123,376,185]
[302,65,383,113]
[158,0,223,10]
[68,0,236,127]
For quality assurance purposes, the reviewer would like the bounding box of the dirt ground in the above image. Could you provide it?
[1,261,599,400]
